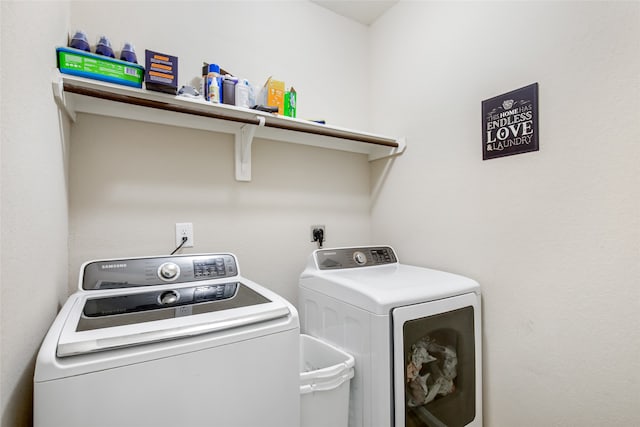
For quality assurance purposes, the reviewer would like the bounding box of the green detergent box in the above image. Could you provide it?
[56,47,145,88]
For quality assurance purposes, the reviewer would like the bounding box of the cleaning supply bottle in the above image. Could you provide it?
[284,87,297,118]
[206,64,222,103]
[69,30,90,52]
[235,79,253,108]
[95,35,115,58]
[119,42,138,64]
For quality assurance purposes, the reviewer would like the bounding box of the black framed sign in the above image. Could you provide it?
[482,83,538,160]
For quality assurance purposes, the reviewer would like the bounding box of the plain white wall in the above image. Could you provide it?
[0,2,71,426]
[68,115,372,303]
[370,1,639,426]
[67,1,373,303]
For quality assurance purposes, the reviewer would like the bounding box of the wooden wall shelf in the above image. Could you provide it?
[52,73,406,181]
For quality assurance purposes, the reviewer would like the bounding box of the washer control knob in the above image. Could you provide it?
[158,290,179,305]
[353,251,367,265]
[158,262,180,281]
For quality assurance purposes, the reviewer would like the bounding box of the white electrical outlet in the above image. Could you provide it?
[175,223,194,248]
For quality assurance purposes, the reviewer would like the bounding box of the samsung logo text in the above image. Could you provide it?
[101,263,127,269]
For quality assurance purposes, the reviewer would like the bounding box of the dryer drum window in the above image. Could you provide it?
[402,306,475,427]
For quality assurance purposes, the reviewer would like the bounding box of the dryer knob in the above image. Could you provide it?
[353,251,367,265]
[158,262,180,281]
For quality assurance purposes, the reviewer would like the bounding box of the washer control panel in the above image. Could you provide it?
[82,254,239,290]
[316,246,397,270]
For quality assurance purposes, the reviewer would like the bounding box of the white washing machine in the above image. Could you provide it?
[299,246,482,427]
[35,253,300,427]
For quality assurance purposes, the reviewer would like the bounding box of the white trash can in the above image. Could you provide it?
[299,334,355,427]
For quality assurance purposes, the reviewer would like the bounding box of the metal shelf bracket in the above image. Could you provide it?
[235,116,266,181]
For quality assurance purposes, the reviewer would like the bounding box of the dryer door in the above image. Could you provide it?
[393,293,482,427]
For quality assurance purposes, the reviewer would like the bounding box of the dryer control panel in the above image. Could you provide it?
[82,254,238,290]
[315,246,397,270]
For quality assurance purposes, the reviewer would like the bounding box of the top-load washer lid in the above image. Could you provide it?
[299,246,480,315]
[55,253,292,357]
[56,282,290,357]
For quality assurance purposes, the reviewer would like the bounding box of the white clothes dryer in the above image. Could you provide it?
[35,253,299,427]
[299,246,482,427]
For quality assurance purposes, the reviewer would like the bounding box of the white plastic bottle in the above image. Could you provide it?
[235,79,254,108]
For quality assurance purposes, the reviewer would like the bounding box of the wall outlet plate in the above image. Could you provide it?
[175,222,194,248]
